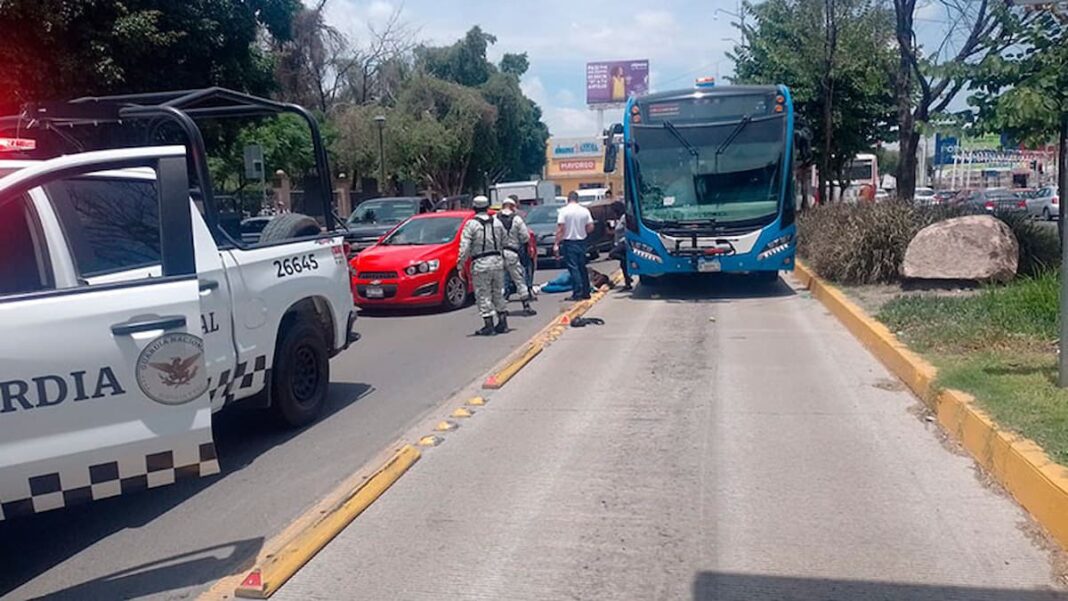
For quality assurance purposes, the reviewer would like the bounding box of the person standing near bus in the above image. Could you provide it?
[499,195,536,315]
[608,198,633,290]
[554,191,595,300]
[459,195,509,335]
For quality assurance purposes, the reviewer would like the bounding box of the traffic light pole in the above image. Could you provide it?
[1058,112,1068,386]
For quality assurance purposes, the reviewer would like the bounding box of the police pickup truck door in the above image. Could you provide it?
[0,147,218,520]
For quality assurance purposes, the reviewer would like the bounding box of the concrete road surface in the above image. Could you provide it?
[0,263,594,601]
[275,273,1068,601]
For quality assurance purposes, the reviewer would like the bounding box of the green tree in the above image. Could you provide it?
[733,0,897,202]
[889,0,1036,201]
[413,26,548,189]
[333,76,496,195]
[415,26,498,87]
[968,8,1067,148]
[0,0,301,113]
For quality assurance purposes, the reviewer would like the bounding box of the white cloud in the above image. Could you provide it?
[545,107,599,137]
[554,89,576,105]
[367,0,394,21]
[520,76,547,106]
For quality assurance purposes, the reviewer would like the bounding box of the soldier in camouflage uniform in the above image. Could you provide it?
[498,196,536,316]
[458,195,509,335]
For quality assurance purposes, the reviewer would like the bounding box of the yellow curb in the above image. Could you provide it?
[233,445,420,598]
[481,269,621,391]
[796,260,1068,551]
[483,343,543,389]
[451,407,474,418]
[466,396,487,406]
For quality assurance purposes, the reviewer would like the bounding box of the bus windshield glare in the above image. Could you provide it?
[631,113,786,227]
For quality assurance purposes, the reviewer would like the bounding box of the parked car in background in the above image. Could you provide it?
[525,204,604,265]
[349,211,474,310]
[240,215,273,244]
[346,196,434,252]
[961,188,1028,214]
[874,189,891,202]
[933,189,959,205]
[1025,186,1060,221]
[914,187,936,205]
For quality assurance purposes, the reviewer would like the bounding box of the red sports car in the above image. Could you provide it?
[350,209,539,310]
[350,210,474,310]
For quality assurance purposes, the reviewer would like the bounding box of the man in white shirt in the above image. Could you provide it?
[554,191,595,300]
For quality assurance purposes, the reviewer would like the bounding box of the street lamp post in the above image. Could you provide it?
[374,115,386,193]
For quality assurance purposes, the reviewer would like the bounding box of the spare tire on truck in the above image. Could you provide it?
[258,213,322,243]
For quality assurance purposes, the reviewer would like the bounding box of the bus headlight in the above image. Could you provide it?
[757,234,794,261]
[630,240,663,263]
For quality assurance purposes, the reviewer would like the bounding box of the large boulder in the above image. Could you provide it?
[901,215,1018,283]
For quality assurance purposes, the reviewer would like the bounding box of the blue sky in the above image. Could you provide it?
[320,0,959,137]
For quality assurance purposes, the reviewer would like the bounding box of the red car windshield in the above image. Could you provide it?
[381,217,464,246]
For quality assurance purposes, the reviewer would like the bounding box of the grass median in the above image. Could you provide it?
[875,272,1068,464]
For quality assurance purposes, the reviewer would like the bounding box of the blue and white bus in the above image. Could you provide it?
[604,80,808,283]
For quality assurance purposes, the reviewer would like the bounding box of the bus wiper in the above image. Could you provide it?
[663,120,699,159]
[715,114,752,157]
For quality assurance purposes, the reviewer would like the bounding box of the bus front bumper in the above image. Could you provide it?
[628,248,796,276]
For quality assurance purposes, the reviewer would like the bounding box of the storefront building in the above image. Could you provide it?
[544,136,623,198]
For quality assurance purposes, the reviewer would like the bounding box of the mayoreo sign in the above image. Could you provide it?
[551,137,603,158]
[558,159,597,172]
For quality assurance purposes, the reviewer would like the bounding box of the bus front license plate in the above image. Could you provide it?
[698,259,721,273]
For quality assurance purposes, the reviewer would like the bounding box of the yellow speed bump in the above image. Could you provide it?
[418,435,444,447]
[451,407,474,418]
[466,396,487,406]
[233,445,420,598]
[434,420,458,432]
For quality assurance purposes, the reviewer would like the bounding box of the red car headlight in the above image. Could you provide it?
[404,259,440,276]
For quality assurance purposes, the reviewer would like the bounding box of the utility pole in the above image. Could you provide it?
[1057,113,1068,386]
[374,115,386,194]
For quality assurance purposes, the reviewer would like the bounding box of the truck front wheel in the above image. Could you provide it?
[271,319,330,428]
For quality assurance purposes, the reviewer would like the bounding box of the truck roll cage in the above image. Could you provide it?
[0,87,338,237]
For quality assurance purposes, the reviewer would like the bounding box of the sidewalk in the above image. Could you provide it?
[273,276,1067,601]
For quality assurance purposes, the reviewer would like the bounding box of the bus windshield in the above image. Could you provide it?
[631,116,786,226]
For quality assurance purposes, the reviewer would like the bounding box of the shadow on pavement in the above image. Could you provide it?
[693,571,1068,600]
[0,382,372,598]
[626,273,796,303]
[34,539,263,601]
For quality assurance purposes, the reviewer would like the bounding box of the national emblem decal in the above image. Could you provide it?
[136,333,209,405]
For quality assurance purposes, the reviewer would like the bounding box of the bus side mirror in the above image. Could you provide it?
[604,143,618,173]
[603,123,623,173]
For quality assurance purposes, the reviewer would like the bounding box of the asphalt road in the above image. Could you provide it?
[274,274,1068,601]
[0,261,599,601]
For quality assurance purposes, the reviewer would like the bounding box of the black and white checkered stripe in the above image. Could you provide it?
[208,355,269,405]
[0,442,220,521]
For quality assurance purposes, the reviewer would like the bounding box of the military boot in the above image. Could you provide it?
[521,300,537,316]
[476,317,496,336]
[494,313,509,333]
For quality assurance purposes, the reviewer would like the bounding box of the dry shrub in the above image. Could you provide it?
[798,201,966,284]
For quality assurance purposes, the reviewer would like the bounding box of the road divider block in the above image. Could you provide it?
[451,407,474,418]
[434,420,458,432]
[233,445,420,598]
[418,435,444,447]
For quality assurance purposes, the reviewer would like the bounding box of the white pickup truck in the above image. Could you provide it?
[0,90,357,520]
